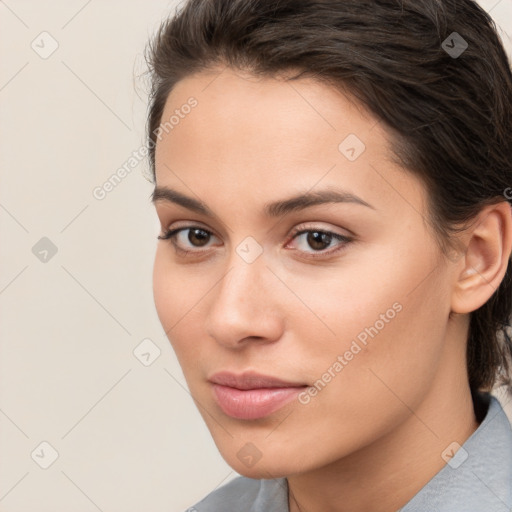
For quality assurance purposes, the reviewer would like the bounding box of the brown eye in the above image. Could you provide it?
[287,227,353,259]
[188,228,210,247]
[306,231,333,251]
[157,225,219,256]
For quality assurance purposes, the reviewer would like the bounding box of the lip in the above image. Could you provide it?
[209,371,308,420]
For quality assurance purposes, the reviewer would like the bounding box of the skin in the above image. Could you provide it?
[152,66,512,512]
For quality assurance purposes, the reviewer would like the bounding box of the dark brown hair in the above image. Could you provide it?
[144,0,512,392]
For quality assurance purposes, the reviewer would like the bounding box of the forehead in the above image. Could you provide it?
[157,67,377,162]
[154,66,427,220]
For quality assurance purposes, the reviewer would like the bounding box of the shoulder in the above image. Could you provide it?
[186,475,288,512]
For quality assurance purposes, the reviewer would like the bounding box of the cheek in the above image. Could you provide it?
[152,248,204,360]
[283,238,450,391]
[297,254,449,414]
[152,248,176,330]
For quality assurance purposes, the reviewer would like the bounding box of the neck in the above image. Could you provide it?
[287,344,479,512]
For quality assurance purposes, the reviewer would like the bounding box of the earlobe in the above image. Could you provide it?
[451,202,512,314]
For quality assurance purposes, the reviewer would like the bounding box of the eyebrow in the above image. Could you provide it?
[151,185,375,217]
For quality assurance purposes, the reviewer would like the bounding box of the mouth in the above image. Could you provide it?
[208,371,308,420]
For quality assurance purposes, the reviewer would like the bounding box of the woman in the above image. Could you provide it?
[146,0,512,510]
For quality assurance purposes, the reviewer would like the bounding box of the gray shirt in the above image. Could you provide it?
[188,394,512,511]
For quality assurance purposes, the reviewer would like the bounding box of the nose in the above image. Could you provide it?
[204,253,284,349]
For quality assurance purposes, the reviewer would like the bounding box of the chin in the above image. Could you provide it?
[218,446,317,480]
[226,458,293,480]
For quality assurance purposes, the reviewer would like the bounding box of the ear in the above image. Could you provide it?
[451,201,512,314]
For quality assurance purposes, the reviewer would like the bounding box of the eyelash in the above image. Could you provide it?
[158,224,353,260]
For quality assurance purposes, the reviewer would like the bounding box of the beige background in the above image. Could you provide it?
[1,1,511,510]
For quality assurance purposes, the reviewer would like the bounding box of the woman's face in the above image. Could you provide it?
[152,67,457,477]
